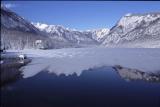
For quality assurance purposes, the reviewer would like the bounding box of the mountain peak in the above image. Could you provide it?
[124,13,132,17]
[116,12,160,34]
[1,6,159,49]
[1,6,40,34]
[102,12,160,48]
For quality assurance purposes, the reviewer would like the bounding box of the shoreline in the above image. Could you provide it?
[1,57,31,87]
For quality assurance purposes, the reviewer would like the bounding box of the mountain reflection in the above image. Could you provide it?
[114,65,160,82]
[1,66,160,107]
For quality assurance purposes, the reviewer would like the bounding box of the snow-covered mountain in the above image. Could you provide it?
[34,23,109,43]
[1,5,40,34]
[90,28,110,42]
[102,13,160,48]
[33,23,103,46]
[1,5,160,49]
[1,6,55,49]
[1,6,105,49]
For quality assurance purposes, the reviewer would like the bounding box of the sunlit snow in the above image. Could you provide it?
[8,48,160,78]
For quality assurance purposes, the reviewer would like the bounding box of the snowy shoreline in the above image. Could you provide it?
[7,47,160,78]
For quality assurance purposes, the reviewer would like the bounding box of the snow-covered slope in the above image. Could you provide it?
[102,13,160,48]
[89,28,110,42]
[1,5,40,33]
[1,6,54,50]
[1,6,106,49]
[1,5,159,49]
[33,23,101,46]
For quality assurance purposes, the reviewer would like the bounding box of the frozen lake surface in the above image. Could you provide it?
[8,47,160,78]
[2,48,160,107]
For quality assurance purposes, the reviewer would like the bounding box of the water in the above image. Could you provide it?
[1,66,160,107]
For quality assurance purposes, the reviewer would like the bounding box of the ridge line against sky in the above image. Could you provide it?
[2,1,160,30]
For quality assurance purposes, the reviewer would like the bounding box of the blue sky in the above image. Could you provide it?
[2,1,160,30]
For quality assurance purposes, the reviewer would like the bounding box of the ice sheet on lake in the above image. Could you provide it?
[8,48,160,78]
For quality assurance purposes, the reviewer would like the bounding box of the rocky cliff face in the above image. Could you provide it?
[102,13,160,48]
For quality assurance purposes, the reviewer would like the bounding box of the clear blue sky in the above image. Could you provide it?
[2,1,160,30]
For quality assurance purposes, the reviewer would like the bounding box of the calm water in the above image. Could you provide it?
[1,66,160,107]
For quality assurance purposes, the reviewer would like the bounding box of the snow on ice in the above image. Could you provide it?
[8,47,160,78]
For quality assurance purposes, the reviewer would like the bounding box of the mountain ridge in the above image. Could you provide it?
[102,12,160,48]
[1,6,160,49]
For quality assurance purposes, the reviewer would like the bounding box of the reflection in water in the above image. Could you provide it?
[1,59,31,86]
[1,66,160,107]
[114,65,160,82]
[1,67,23,86]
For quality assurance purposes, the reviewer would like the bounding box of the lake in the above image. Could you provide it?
[1,66,160,107]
